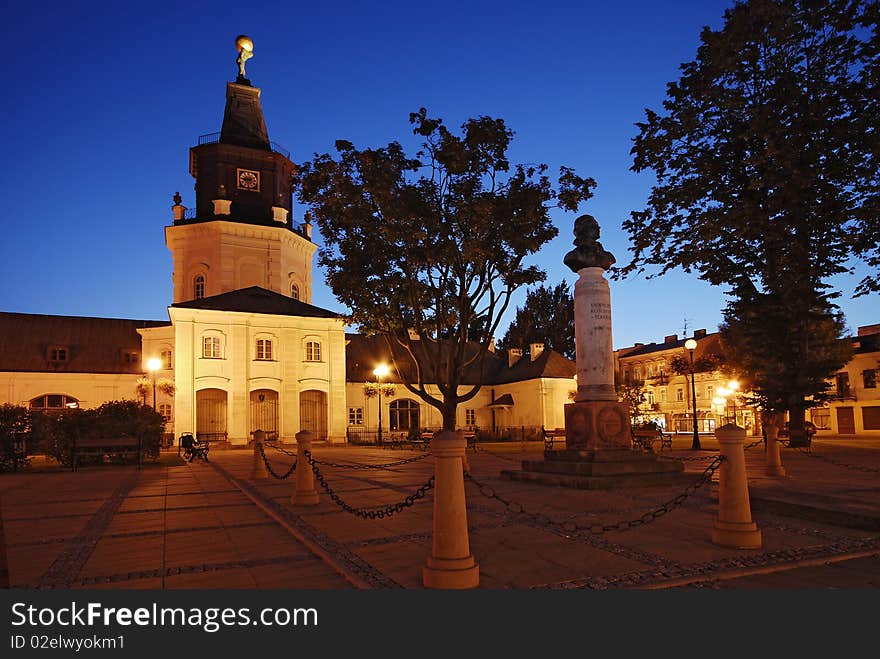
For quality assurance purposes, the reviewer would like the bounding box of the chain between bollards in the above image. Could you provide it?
[304,450,434,519]
[781,443,880,473]
[257,442,297,480]
[312,453,431,470]
[472,444,527,462]
[465,455,725,535]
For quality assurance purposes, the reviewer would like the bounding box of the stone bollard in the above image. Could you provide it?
[0,494,8,588]
[291,430,319,506]
[423,430,479,589]
[250,429,269,480]
[763,412,786,478]
[712,423,762,549]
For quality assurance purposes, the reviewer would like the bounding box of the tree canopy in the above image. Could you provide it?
[499,282,575,360]
[296,108,594,429]
[622,0,877,443]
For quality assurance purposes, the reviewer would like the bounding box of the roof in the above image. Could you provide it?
[0,312,169,374]
[220,82,270,151]
[344,333,575,385]
[617,332,724,361]
[172,287,342,319]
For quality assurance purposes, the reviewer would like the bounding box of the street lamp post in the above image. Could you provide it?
[684,339,700,450]
[373,364,390,446]
[146,357,162,411]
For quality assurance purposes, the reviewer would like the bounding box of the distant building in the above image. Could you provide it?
[614,325,880,438]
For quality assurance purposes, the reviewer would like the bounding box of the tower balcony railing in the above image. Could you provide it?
[197,132,290,160]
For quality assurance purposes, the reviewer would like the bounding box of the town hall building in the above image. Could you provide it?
[0,58,578,446]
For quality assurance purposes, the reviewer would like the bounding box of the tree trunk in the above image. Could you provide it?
[787,401,809,448]
[441,399,457,432]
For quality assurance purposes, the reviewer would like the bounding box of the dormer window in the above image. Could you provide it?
[47,346,68,362]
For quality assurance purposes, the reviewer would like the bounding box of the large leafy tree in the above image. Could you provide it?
[621,0,877,445]
[498,282,575,360]
[296,109,594,429]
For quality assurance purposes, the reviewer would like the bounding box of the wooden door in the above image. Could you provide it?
[836,407,855,434]
[250,389,279,439]
[196,389,227,442]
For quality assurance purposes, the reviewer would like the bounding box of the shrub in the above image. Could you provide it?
[0,404,30,472]
[45,400,164,466]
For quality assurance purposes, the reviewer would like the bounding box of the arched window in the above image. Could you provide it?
[305,341,321,362]
[389,399,420,431]
[256,338,274,361]
[194,275,205,300]
[291,283,300,300]
[30,394,78,411]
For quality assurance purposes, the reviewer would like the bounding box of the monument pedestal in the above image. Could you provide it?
[500,402,687,489]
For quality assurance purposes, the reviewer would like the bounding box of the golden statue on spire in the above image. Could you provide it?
[235,35,254,82]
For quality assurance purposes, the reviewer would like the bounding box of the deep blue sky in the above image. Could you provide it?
[2,1,876,349]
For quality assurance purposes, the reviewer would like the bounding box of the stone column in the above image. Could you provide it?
[573,267,617,402]
[291,430,319,506]
[712,424,762,549]
[250,429,269,480]
[423,431,479,589]
[763,412,786,478]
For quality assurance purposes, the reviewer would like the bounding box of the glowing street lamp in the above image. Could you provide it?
[373,363,390,446]
[146,357,162,411]
[727,380,740,426]
[684,339,700,450]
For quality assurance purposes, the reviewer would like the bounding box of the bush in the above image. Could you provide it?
[0,404,30,472]
[45,400,164,466]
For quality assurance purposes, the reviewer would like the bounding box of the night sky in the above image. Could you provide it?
[3,1,876,349]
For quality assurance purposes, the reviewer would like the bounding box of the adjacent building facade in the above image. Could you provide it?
[614,324,880,438]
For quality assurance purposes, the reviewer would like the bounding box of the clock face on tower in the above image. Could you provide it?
[236,168,260,192]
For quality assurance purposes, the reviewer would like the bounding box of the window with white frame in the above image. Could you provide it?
[194,275,205,300]
[256,338,274,361]
[158,403,172,423]
[161,349,172,369]
[465,409,476,426]
[348,407,363,425]
[677,388,684,402]
[660,389,667,402]
[305,341,321,362]
[202,336,222,359]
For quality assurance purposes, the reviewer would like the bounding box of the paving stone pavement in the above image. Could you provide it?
[1,436,878,589]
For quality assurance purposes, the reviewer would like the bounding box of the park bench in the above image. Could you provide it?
[178,433,209,462]
[71,435,142,471]
[542,427,566,451]
[631,427,672,453]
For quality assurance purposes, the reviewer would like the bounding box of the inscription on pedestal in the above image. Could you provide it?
[590,301,611,323]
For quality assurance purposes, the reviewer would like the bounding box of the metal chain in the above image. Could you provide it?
[657,451,719,462]
[744,438,765,450]
[267,443,298,457]
[313,453,431,470]
[304,450,434,519]
[258,443,297,480]
[464,455,726,535]
[472,444,527,463]
[782,443,880,473]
